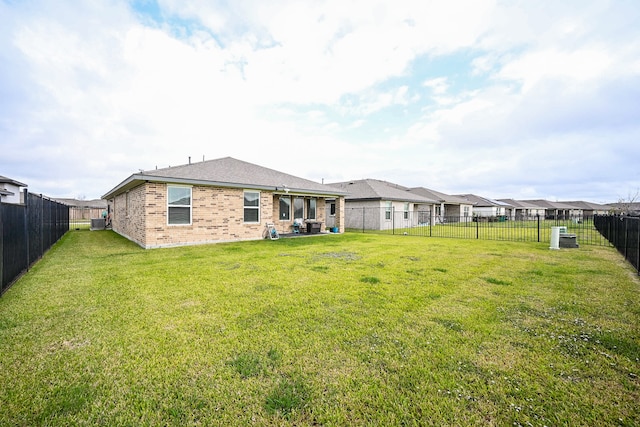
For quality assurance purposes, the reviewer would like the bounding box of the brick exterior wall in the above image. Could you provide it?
[111,184,147,245]
[107,182,342,248]
[270,195,329,235]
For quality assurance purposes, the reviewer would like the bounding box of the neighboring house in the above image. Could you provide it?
[101,157,346,249]
[326,179,437,230]
[519,200,582,220]
[0,175,27,204]
[458,194,512,220]
[608,202,640,216]
[407,187,473,223]
[560,201,611,219]
[497,199,547,220]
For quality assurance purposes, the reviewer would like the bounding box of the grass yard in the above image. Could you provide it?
[0,231,639,426]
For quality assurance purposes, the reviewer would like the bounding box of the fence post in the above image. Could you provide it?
[476,216,479,239]
[23,189,29,271]
[0,199,3,293]
[40,194,44,257]
[637,218,640,276]
[392,207,395,235]
[537,214,540,242]
[362,207,365,233]
[624,217,628,260]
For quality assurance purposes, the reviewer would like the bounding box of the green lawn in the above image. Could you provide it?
[1,231,638,426]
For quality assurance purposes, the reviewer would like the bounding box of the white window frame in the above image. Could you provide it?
[385,201,392,220]
[167,185,192,226]
[404,202,409,220]
[243,190,260,223]
[279,196,291,221]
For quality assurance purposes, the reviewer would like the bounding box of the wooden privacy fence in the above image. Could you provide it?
[0,191,69,295]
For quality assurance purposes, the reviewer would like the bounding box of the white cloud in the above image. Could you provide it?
[1,0,639,202]
[498,48,613,93]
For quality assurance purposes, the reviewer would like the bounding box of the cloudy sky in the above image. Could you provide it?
[1,0,639,203]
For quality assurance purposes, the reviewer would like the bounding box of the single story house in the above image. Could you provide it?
[0,175,27,204]
[497,199,547,220]
[326,179,437,230]
[407,187,474,223]
[519,200,582,220]
[608,201,640,216]
[102,157,346,248]
[457,194,512,220]
[559,201,611,219]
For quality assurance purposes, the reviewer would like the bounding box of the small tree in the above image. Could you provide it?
[616,188,640,215]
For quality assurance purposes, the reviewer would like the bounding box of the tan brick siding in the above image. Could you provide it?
[271,194,329,235]
[110,184,146,245]
[108,183,342,248]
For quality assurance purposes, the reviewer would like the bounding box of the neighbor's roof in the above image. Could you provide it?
[608,201,640,211]
[54,198,108,208]
[559,201,612,210]
[497,199,548,209]
[408,187,471,205]
[327,179,437,203]
[458,194,513,207]
[519,199,581,210]
[0,175,27,187]
[102,157,346,199]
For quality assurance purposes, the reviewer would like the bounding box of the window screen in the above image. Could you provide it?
[244,191,260,223]
[168,186,191,225]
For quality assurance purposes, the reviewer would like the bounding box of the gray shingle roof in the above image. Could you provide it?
[408,187,470,204]
[519,199,579,210]
[497,199,547,209]
[327,179,436,203]
[103,157,345,199]
[559,201,612,210]
[457,194,513,207]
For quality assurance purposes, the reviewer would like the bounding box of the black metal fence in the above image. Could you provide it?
[0,191,69,295]
[594,215,640,275]
[342,207,609,246]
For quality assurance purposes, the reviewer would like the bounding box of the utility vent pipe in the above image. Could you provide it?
[550,226,561,250]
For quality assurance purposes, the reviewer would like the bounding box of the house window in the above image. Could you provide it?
[293,197,304,220]
[167,185,191,225]
[330,202,336,216]
[404,203,409,220]
[385,201,392,220]
[307,198,317,220]
[244,191,260,223]
[279,196,291,221]
[464,206,470,217]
